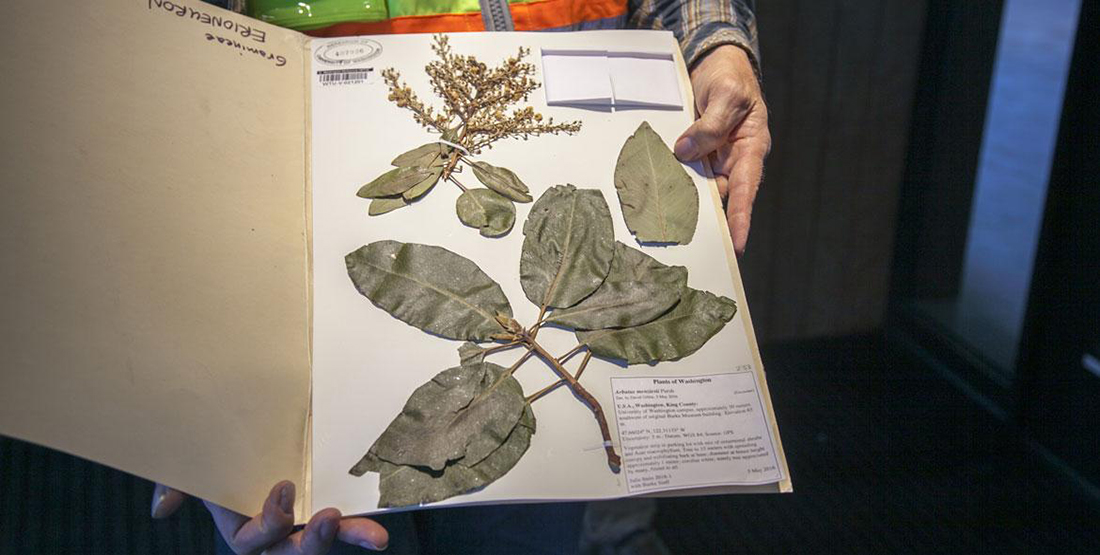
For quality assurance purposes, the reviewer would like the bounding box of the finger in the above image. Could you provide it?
[725,141,768,255]
[714,140,738,177]
[707,149,730,200]
[266,508,341,555]
[675,92,749,161]
[150,483,188,519]
[715,173,730,203]
[337,517,390,551]
[205,481,296,555]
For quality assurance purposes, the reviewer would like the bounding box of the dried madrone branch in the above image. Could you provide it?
[358,34,582,237]
[345,185,738,508]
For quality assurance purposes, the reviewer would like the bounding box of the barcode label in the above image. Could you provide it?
[317,68,374,86]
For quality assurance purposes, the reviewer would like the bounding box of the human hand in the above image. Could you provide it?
[677,45,771,255]
[151,481,388,554]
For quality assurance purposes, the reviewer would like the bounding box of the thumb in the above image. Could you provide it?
[151,483,188,519]
[675,103,745,162]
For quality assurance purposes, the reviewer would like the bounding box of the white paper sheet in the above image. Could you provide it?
[610,52,683,108]
[542,49,613,106]
[309,31,784,516]
[543,48,683,109]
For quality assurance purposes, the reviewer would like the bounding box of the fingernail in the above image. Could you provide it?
[674,136,697,160]
[361,539,388,551]
[150,485,167,518]
[278,483,294,515]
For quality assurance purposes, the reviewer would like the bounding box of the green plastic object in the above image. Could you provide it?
[248,0,388,31]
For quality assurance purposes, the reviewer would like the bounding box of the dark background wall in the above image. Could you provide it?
[742,0,928,342]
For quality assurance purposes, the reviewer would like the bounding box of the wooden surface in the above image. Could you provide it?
[740,0,928,341]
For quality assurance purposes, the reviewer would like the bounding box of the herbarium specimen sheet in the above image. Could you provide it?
[309,31,787,516]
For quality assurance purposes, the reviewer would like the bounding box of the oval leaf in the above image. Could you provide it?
[458,342,486,365]
[606,241,690,285]
[358,166,437,198]
[345,241,512,341]
[368,196,408,216]
[391,142,449,167]
[470,161,533,203]
[520,185,615,309]
[577,288,736,364]
[350,362,526,473]
[545,243,686,330]
[614,121,699,244]
[456,189,516,237]
[368,405,535,508]
[402,167,443,201]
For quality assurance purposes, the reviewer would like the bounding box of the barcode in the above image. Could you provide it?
[318,68,373,85]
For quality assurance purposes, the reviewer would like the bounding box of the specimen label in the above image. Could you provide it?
[611,373,782,494]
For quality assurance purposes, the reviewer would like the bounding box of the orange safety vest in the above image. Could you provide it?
[306,0,628,37]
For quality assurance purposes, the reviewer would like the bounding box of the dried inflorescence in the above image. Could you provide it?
[382,35,581,154]
[363,35,583,236]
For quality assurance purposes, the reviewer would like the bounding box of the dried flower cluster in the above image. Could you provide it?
[383,35,581,154]
[360,35,583,236]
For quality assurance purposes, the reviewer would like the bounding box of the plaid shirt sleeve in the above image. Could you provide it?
[627,0,760,76]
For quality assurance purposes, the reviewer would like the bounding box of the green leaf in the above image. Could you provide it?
[456,189,516,237]
[349,362,526,472]
[392,142,450,167]
[402,167,443,201]
[470,161,533,203]
[358,166,438,198]
[368,196,408,216]
[605,241,690,286]
[368,404,535,508]
[520,185,615,309]
[614,122,699,244]
[458,342,486,365]
[577,288,736,364]
[345,241,512,341]
[545,242,687,330]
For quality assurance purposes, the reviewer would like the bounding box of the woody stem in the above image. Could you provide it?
[523,335,620,472]
[526,350,592,404]
[529,305,549,339]
[507,349,534,376]
[483,341,521,356]
[441,127,470,187]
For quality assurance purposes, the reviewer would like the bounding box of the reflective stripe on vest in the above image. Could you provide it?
[305,0,628,36]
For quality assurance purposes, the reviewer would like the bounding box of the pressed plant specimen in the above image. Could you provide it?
[614,121,700,245]
[358,34,582,237]
[345,185,737,508]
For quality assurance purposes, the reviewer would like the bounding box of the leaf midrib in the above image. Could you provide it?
[359,248,501,329]
[642,130,670,241]
[548,283,658,323]
[581,303,694,345]
[540,190,580,307]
